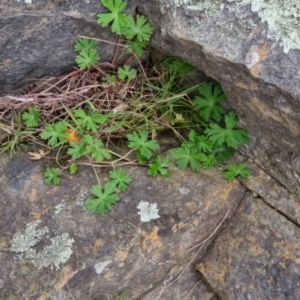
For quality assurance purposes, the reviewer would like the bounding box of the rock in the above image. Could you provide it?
[196,192,300,300]
[138,0,300,196]
[231,153,300,226]
[0,0,138,94]
[0,147,245,299]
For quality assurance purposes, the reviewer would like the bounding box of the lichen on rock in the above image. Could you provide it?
[10,220,74,270]
[158,0,300,53]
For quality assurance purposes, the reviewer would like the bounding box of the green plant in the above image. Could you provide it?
[205,111,249,149]
[127,130,159,160]
[224,163,251,181]
[85,182,120,215]
[44,167,62,185]
[22,107,40,128]
[148,155,170,178]
[0,0,251,218]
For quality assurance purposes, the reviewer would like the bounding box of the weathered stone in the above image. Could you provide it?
[0,147,244,299]
[139,0,300,196]
[196,193,300,300]
[230,152,300,226]
[0,0,138,94]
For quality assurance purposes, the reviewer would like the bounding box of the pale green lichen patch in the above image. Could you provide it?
[10,220,74,270]
[158,0,300,53]
[241,0,300,53]
[10,220,49,255]
[33,233,75,270]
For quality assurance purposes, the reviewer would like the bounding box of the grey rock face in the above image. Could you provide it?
[138,0,300,196]
[0,148,244,299]
[0,0,138,94]
[197,193,300,300]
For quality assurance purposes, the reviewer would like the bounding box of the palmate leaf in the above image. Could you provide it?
[75,49,100,70]
[205,111,249,149]
[172,147,206,172]
[148,156,170,178]
[97,0,129,35]
[118,65,137,81]
[40,122,68,147]
[182,130,213,153]
[193,82,225,121]
[224,163,251,181]
[122,15,154,42]
[22,107,40,127]
[44,167,62,185]
[126,40,148,56]
[85,182,120,215]
[127,130,159,159]
[164,58,195,77]
[74,109,107,133]
[84,134,112,162]
[109,168,132,192]
[74,38,98,52]
[67,140,87,160]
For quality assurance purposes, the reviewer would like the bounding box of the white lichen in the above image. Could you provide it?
[54,200,70,214]
[158,0,300,53]
[17,0,32,4]
[178,187,191,195]
[137,201,160,222]
[32,233,75,270]
[10,220,74,270]
[10,220,49,254]
[94,261,111,274]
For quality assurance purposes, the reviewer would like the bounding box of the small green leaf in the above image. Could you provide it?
[127,130,159,159]
[224,163,251,181]
[84,134,112,162]
[97,0,129,35]
[109,168,132,192]
[44,167,62,185]
[148,156,170,178]
[118,65,137,81]
[40,122,68,147]
[183,131,213,153]
[76,49,100,70]
[193,82,225,121]
[74,109,107,133]
[122,15,154,42]
[164,58,195,77]
[22,107,40,127]
[201,154,217,169]
[126,40,148,56]
[67,140,87,160]
[69,163,78,174]
[85,182,120,215]
[74,37,98,52]
[172,147,205,172]
[205,111,249,149]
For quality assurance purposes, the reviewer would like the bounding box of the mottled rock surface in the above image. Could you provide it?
[196,193,300,300]
[0,146,244,299]
[138,0,300,196]
[0,0,138,94]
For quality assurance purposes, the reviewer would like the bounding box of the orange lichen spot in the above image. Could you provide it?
[55,265,77,291]
[93,239,103,252]
[104,270,114,281]
[83,246,90,254]
[40,17,48,24]
[32,211,42,220]
[115,250,128,262]
[141,226,163,252]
